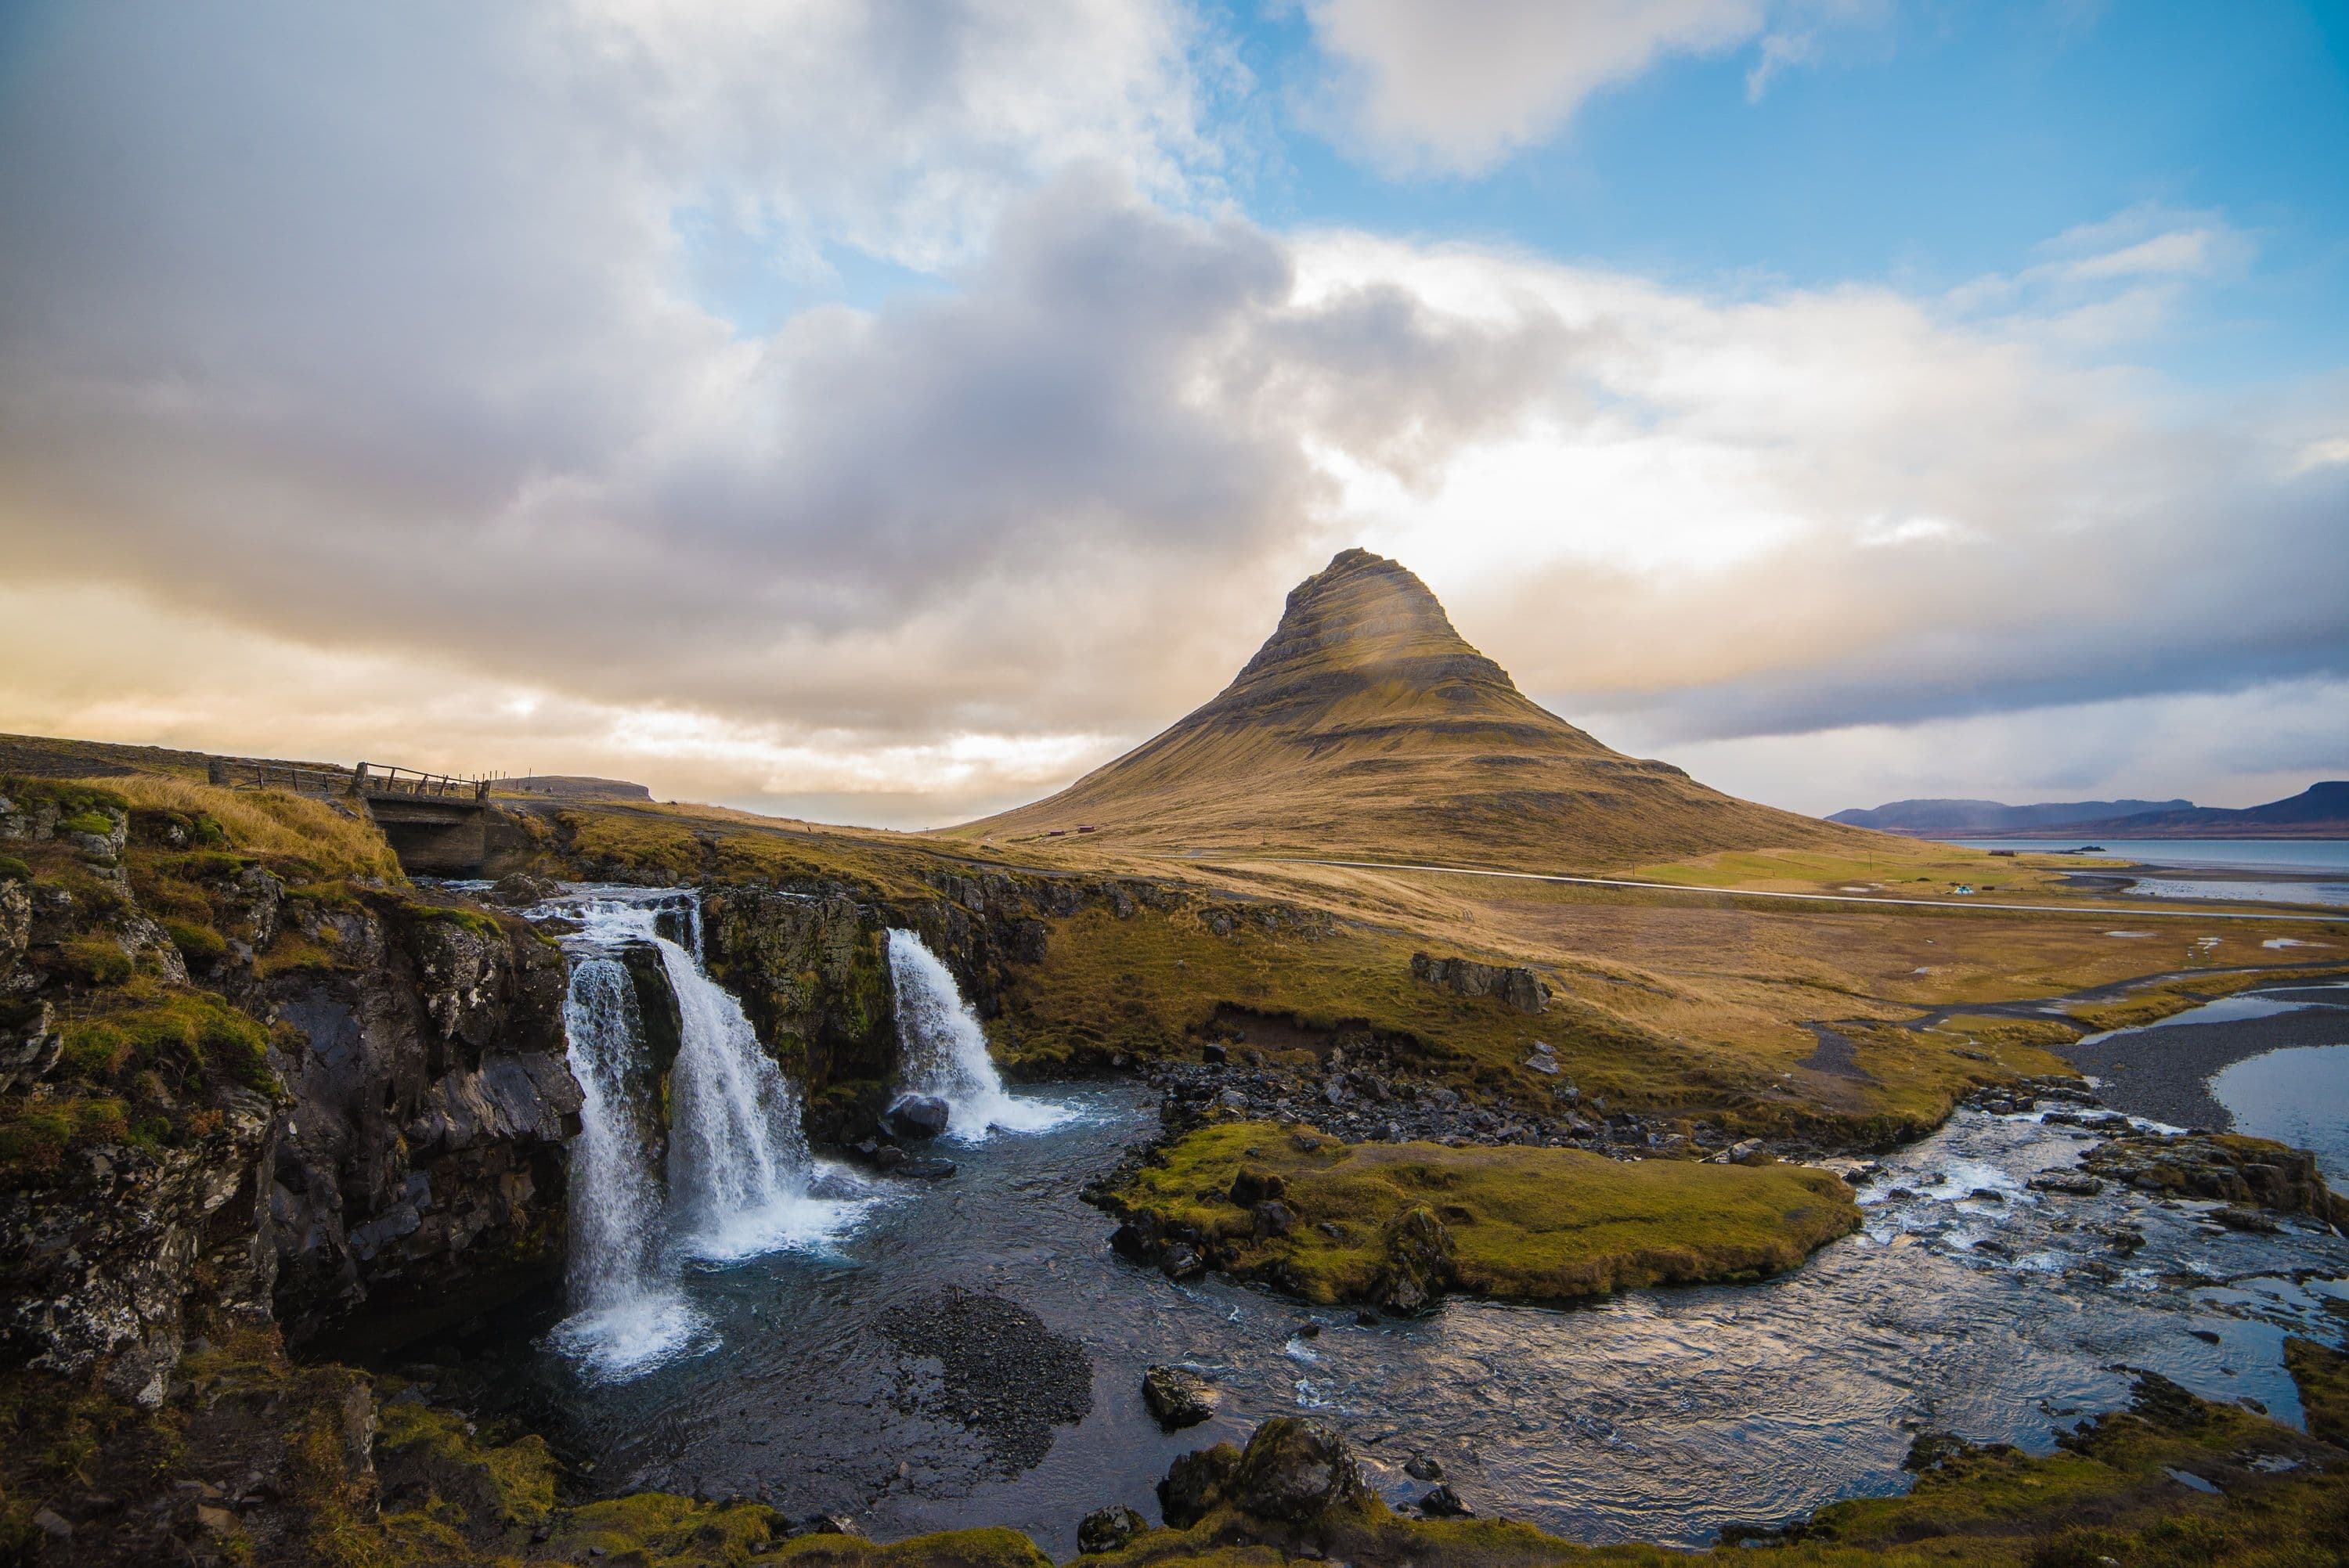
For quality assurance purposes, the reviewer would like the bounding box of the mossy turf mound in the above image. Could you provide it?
[1107,1121,1860,1307]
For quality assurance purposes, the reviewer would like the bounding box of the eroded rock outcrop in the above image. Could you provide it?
[1409,951,1549,1013]
[701,889,897,1117]
[2083,1130,2340,1227]
[2,776,584,1393]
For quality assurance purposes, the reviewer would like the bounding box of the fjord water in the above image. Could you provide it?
[1954,838,2349,907]
[886,928,1070,1139]
[1951,839,2349,872]
[489,908,2349,1553]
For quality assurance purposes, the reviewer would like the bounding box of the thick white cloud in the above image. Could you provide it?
[0,1,2340,827]
[1297,0,1872,175]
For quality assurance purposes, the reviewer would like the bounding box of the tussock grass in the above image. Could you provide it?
[106,773,402,880]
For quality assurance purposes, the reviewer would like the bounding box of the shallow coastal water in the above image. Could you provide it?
[2212,1046,2349,1186]
[471,1084,2349,1555]
[1953,839,2349,874]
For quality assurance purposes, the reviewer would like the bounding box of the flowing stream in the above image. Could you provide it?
[457,885,2349,1555]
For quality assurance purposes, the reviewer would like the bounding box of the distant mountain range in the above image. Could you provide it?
[1830,781,2349,839]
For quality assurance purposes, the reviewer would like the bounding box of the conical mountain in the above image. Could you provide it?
[954,549,1857,868]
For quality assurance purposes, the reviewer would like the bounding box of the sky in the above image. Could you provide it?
[1,0,2344,828]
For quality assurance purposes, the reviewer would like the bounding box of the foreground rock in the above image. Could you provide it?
[0,776,581,1398]
[1077,1504,1146,1554]
[1409,951,1549,1013]
[888,1092,951,1140]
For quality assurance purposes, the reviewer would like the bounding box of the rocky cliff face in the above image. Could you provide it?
[0,776,581,1404]
[265,896,577,1352]
[700,889,899,1143]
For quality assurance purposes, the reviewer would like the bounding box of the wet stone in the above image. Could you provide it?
[1142,1364,1218,1430]
[1077,1505,1146,1554]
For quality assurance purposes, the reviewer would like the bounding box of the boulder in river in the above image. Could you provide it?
[484,871,560,907]
[1229,1416,1370,1524]
[1077,1505,1146,1554]
[1159,1242,1207,1281]
[1417,1483,1474,1517]
[887,1094,951,1139]
[1142,1364,1218,1430]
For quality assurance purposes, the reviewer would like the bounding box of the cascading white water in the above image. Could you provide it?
[561,957,665,1301]
[886,928,1070,1140]
[656,936,843,1260]
[550,891,863,1379]
[554,932,702,1379]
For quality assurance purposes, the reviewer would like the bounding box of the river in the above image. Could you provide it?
[449,885,2349,1558]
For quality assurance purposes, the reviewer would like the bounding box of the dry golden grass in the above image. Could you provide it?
[106,774,403,881]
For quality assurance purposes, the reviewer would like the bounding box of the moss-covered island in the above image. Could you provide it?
[1100,1120,1859,1310]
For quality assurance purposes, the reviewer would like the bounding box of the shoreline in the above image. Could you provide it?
[2055,985,2349,1133]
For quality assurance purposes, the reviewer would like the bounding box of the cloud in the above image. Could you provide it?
[0,2,2340,826]
[1296,0,1883,175]
[1621,677,2349,817]
[1290,232,2349,759]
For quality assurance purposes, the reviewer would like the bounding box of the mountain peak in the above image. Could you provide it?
[1212,548,1517,720]
[951,550,1856,868]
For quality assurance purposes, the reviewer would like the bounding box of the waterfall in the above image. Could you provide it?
[657,936,839,1260]
[550,890,862,1379]
[554,942,701,1379]
[886,928,1070,1139]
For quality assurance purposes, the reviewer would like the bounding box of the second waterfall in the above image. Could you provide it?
[886,928,1070,1139]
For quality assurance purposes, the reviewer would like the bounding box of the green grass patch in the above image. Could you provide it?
[56,935,132,986]
[57,989,276,1093]
[1109,1121,1860,1306]
[375,1397,557,1528]
[162,918,228,966]
[0,1096,129,1177]
[552,1492,784,1565]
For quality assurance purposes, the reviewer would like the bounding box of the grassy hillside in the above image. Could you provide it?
[947,549,1878,871]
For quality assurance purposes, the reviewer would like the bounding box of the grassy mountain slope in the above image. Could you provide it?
[948,549,1871,870]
